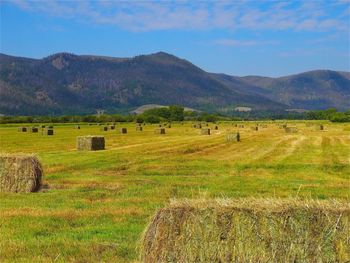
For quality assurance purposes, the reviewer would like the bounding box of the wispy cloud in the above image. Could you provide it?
[213,39,278,47]
[7,0,350,32]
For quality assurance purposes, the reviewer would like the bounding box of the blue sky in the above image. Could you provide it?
[1,0,349,76]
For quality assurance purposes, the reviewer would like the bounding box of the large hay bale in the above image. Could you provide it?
[76,136,105,151]
[154,128,165,134]
[141,199,350,263]
[110,125,115,130]
[75,125,80,129]
[201,128,211,135]
[30,127,38,133]
[0,154,43,193]
[136,126,143,131]
[17,127,27,132]
[100,126,109,131]
[226,132,240,142]
[43,128,54,135]
[285,127,298,133]
[119,128,127,134]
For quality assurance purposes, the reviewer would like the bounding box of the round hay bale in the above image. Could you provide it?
[119,128,127,134]
[154,128,165,134]
[201,128,211,135]
[0,154,43,193]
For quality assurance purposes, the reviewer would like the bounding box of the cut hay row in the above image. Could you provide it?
[0,154,43,193]
[141,198,350,263]
[76,136,105,151]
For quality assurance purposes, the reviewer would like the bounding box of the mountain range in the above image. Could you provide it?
[0,52,349,115]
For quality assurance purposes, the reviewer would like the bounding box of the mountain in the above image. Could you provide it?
[0,52,349,115]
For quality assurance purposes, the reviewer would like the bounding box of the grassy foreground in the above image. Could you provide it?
[0,121,349,262]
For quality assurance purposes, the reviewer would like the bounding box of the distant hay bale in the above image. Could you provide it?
[154,128,166,134]
[75,125,80,129]
[201,128,211,135]
[43,129,54,135]
[238,124,244,128]
[167,124,171,128]
[30,127,38,133]
[41,125,46,128]
[279,124,287,129]
[100,126,109,131]
[250,126,258,131]
[193,123,202,129]
[226,132,240,142]
[260,124,268,128]
[110,125,115,130]
[141,198,350,263]
[214,125,219,130]
[76,136,105,151]
[136,126,143,131]
[285,127,298,133]
[119,128,127,134]
[48,125,54,129]
[0,154,43,193]
[158,124,162,127]
[316,124,324,130]
[17,127,27,132]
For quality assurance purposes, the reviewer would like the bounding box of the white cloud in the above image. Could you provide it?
[6,0,350,32]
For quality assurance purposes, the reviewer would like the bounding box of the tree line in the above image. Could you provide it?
[1,106,349,124]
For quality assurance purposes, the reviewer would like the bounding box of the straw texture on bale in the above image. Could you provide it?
[120,128,127,134]
[285,127,298,133]
[154,128,165,134]
[201,128,211,135]
[141,198,350,263]
[0,154,43,193]
[76,136,105,151]
[17,127,27,132]
[226,132,240,142]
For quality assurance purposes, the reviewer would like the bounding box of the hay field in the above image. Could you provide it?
[0,121,349,262]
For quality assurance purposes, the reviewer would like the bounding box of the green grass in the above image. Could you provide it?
[0,121,349,262]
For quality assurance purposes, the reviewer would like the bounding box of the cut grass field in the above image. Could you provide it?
[0,121,349,262]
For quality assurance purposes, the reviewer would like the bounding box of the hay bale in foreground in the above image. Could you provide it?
[119,128,127,134]
[285,127,298,133]
[141,199,350,263]
[154,128,165,134]
[226,132,240,142]
[18,127,27,132]
[0,154,43,193]
[76,136,105,151]
[201,128,211,135]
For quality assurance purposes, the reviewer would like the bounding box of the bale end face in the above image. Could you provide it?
[43,129,54,135]
[76,136,105,151]
[120,128,127,134]
[18,127,27,132]
[0,154,43,193]
[30,127,39,133]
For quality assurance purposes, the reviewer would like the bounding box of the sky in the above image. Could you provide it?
[0,0,349,77]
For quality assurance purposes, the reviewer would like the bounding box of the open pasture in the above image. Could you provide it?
[0,121,349,262]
